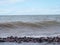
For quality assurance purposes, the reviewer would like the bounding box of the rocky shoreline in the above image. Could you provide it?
[0,36,60,43]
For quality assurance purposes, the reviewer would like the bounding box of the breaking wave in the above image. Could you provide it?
[0,21,60,28]
[0,21,60,38]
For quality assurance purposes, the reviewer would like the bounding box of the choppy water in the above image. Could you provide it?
[0,15,60,45]
[0,21,60,37]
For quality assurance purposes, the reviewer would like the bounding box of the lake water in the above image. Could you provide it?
[0,42,60,45]
[0,15,60,45]
[0,15,60,22]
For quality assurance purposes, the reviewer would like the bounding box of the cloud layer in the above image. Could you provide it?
[0,0,24,4]
[0,7,60,15]
[0,0,60,15]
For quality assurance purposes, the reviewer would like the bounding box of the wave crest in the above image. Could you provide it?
[0,21,60,28]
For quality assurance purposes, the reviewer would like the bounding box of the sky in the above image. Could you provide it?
[0,0,60,15]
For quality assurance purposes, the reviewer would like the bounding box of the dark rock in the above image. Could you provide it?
[0,36,60,43]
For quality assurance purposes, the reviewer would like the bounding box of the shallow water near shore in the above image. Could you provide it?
[0,42,60,45]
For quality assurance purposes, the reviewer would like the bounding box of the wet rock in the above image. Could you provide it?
[0,36,60,43]
[0,38,5,42]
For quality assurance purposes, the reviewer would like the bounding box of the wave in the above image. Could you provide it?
[0,21,60,28]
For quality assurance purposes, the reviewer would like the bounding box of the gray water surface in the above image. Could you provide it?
[0,42,60,45]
